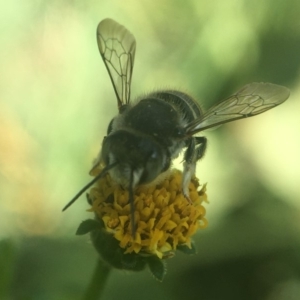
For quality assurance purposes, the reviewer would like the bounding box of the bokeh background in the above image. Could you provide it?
[1,0,300,299]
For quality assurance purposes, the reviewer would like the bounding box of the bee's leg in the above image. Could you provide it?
[182,136,207,202]
[194,136,207,160]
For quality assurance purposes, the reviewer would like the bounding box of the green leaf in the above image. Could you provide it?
[177,241,197,255]
[76,219,101,235]
[147,256,166,282]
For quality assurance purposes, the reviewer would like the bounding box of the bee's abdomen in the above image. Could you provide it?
[147,90,203,123]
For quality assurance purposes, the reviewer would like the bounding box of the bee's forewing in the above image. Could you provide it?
[185,82,290,135]
[97,19,136,109]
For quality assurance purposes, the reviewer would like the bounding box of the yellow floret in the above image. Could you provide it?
[88,169,208,259]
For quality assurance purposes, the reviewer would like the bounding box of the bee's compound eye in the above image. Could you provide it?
[150,150,158,159]
[139,146,167,185]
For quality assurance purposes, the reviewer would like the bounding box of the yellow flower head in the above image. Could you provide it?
[88,168,208,260]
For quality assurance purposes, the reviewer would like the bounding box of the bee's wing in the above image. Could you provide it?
[184,82,290,135]
[97,19,136,109]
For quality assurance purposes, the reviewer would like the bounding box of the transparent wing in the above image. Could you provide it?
[97,19,136,109]
[185,82,290,135]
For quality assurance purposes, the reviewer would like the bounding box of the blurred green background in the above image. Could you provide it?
[1,0,300,299]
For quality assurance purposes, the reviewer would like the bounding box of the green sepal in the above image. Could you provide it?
[121,253,147,271]
[177,241,197,255]
[76,219,101,235]
[90,228,147,271]
[147,256,166,282]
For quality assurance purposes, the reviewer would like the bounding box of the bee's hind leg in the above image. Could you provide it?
[182,136,207,202]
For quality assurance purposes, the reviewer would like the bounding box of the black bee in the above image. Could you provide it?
[63,19,290,235]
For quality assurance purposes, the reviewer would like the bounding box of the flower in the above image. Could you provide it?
[88,168,208,259]
[75,167,208,280]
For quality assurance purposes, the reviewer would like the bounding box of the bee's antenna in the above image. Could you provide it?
[62,162,118,212]
[129,170,136,239]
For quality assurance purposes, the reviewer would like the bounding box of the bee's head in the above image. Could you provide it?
[63,130,170,237]
[101,130,170,188]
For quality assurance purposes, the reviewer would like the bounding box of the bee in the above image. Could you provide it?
[63,18,290,235]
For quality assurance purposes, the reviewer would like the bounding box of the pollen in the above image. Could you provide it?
[88,169,208,259]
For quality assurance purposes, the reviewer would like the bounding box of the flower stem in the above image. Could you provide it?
[82,259,111,300]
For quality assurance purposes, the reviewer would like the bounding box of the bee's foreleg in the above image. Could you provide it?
[182,136,207,202]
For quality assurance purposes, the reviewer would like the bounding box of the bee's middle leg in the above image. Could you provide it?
[182,136,207,201]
